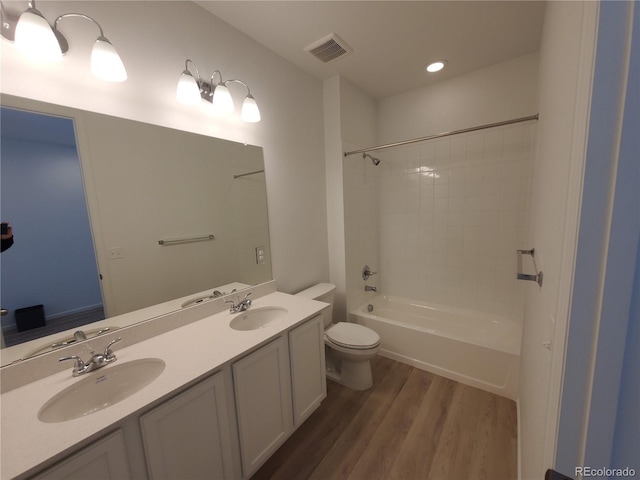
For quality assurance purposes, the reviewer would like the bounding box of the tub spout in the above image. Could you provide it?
[365,285,377,292]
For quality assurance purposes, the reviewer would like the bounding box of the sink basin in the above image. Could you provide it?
[229,307,288,331]
[38,358,165,423]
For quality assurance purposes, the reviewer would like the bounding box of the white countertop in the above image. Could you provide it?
[0,291,327,479]
[1,282,252,366]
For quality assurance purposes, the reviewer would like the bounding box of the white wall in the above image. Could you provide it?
[323,76,378,321]
[0,1,329,295]
[378,53,539,143]
[517,2,599,477]
[338,78,378,315]
[323,76,347,321]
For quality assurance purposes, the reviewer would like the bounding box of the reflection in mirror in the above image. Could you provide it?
[0,96,272,366]
[1,107,105,348]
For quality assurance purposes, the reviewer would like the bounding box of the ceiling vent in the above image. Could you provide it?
[304,33,353,63]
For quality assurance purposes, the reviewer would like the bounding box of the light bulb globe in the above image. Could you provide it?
[241,95,261,123]
[176,70,202,105]
[91,36,127,82]
[212,84,234,114]
[14,8,62,63]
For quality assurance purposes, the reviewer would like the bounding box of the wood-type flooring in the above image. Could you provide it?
[253,355,517,480]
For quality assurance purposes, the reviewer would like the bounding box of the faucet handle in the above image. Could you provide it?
[104,337,122,361]
[59,355,88,375]
[362,265,378,280]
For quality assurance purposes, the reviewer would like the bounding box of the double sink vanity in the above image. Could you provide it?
[0,281,328,479]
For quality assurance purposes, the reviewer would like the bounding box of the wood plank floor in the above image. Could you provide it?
[253,355,517,480]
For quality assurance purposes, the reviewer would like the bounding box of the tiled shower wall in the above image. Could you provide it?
[346,123,536,323]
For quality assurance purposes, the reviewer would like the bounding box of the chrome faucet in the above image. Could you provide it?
[59,338,121,376]
[365,285,377,292]
[226,293,252,313]
[213,288,237,298]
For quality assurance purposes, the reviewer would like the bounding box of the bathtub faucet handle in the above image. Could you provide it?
[362,265,378,281]
[365,285,377,292]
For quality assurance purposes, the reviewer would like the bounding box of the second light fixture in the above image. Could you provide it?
[177,59,260,123]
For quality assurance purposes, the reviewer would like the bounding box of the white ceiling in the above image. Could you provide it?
[196,1,546,100]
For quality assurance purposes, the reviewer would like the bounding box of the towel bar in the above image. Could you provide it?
[516,248,543,286]
[158,234,215,246]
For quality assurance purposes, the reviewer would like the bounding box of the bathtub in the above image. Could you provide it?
[351,295,522,400]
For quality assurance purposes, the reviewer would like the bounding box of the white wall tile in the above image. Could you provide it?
[366,124,534,321]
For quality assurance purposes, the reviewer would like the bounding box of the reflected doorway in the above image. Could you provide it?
[1,107,104,347]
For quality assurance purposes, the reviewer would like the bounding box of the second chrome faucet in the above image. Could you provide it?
[226,293,252,313]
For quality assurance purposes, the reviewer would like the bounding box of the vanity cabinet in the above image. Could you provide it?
[289,314,326,426]
[14,304,327,480]
[233,314,326,478]
[31,430,131,480]
[233,336,293,478]
[139,371,236,480]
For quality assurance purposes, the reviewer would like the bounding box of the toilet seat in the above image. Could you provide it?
[326,322,380,350]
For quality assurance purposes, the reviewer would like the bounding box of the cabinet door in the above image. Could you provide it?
[32,430,131,480]
[140,371,235,480]
[289,314,326,426]
[233,336,292,478]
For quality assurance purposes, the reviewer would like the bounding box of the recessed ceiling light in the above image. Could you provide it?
[425,60,447,73]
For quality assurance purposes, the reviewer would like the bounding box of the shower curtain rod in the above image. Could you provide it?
[343,114,539,157]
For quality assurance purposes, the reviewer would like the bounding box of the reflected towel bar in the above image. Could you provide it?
[233,169,265,179]
[158,234,215,246]
[516,248,543,286]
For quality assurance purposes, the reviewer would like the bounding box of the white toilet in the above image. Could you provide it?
[296,283,381,391]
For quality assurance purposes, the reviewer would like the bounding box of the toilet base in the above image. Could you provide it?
[325,351,374,391]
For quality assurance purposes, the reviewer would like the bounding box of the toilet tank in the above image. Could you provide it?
[295,283,336,328]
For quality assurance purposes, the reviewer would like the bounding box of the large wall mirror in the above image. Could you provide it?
[0,95,272,366]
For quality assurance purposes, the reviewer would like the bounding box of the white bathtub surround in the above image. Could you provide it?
[374,122,535,323]
[352,295,521,399]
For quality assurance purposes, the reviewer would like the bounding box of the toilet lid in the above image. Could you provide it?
[326,322,380,349]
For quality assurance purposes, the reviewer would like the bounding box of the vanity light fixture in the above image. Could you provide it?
[176,59,261,123]
[1,1,127,82]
